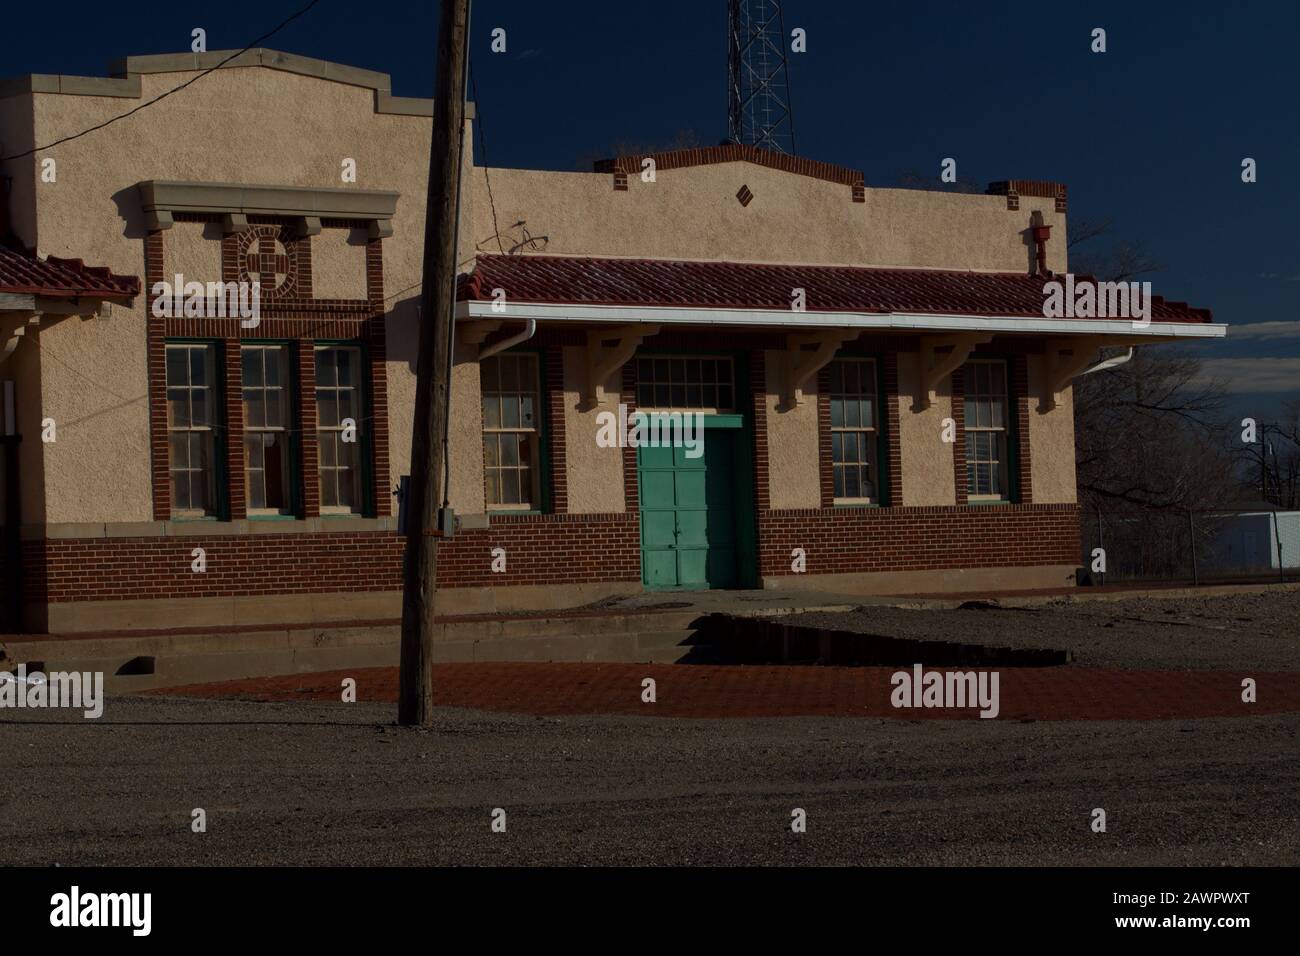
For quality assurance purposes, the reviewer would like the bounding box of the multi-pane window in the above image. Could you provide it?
[242,345,292,515]
[636,357,734,411]
[315,345,365,513]
[166,343,219,516]
[829,359,879,503]
[963,359,1010,500]
[481,353,540,510]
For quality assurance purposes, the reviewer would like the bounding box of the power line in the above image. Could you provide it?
[0,0,325,162]
[468,58,505,255]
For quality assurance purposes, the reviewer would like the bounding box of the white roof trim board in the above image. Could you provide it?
[457,300,1228,338]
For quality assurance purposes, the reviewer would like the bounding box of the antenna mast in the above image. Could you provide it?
[727,0,796,154]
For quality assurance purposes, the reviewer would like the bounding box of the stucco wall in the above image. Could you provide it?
[1,57,1077,529]
[562,346,624,514]
[763,349,820,509]
[166,220,222,285]
[311,226,369,300]
[897,351,957,506]
[34,313,151,523]
[9,66,441,524]
[468,165,1065,273]
[1027,356,1078,504]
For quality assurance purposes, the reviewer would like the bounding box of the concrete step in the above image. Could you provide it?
[0,610,708,691]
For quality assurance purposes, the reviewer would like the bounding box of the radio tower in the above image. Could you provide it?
[727,0,796,154]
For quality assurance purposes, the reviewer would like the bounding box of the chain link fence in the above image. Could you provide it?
[1080,508,1300,586]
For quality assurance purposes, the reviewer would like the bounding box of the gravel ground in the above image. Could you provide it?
[785,588,1300,671]
[2,589,1295,867]
[0,695,1295,866]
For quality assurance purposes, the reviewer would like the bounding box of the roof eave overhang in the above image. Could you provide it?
[456,300,1227,339]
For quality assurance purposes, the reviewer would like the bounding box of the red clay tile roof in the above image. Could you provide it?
[457,254,1213,324]
[0,245,141,299]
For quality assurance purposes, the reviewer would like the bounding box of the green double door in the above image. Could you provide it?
[638,423,747,590]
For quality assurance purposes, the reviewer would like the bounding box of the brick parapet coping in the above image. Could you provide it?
[596,144,867,202]
[986,180,1068,213]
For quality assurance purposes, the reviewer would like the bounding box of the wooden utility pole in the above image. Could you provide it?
[399,0,471,726]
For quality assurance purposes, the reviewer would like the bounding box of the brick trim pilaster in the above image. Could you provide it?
[545,345,568,513]
[297,341,320,517]
[883,352,902,507]
[145,230,170,521]
[1013,354,1033,505]
[294,235,313,300]
[222,339,246,520]
[367,317,391,517]
[951,367,968,506]
[365,237,384,312]
[749,349,769,512]
[621,359,639,511]
[816,365,834,507]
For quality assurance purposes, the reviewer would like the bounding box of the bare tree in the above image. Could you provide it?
[1069,219,1238,512]
[1074,348,1238,509]
[1235,402,1300,508]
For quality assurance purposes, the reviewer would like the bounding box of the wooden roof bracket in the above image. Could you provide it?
[780,329,860,410]
[582,324,661,410]
[456,319,503,351]
[913,333,992,411]
[0,313,40,367]
[1040,336,1124,411]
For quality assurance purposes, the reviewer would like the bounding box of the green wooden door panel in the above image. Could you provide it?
[643,550,679,588]
[639,444,677,468]
[675,509,710,549]
[639,426,742,590]
[640,470,678,509]
[641,509,677,549]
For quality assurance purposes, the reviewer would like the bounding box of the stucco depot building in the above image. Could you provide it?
[0,49,1221,634]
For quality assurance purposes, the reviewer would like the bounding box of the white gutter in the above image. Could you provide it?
[456,301,1227,338]
[477,318,536,360]
[1078,347,1134,376]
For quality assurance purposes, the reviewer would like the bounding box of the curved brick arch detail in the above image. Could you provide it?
[236,224,302,299]
[595,144,866,202]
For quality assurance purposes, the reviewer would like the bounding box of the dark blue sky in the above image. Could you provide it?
[5,0,1298,413]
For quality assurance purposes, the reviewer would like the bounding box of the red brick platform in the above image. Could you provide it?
[150,663,1300,721]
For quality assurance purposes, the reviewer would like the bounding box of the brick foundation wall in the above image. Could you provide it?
[23,513,641,605]
[757,503,1079,578]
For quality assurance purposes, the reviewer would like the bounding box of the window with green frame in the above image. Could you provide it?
[166,341,222,518]
[481,352,544,511]
[314,344,367,515]
[242,343,294,516]
[828,358,885,504]
[962,358,1014,502]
